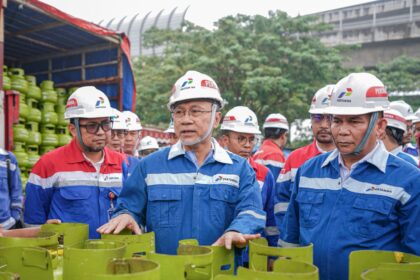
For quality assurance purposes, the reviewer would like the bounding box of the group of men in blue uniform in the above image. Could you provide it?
[1,70,419,280]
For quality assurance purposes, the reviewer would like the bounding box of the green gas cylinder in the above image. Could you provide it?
[40,146,55,155]
[94,258,160,280]
[63,240,126,280]
[26,99,42,123]
[19,95,29,121]
[41,124,58,147]
[9,68,28,94]
[55,88,67,106]
[27,145,40,168]
[3,66,11,91]
[57,127,72,146]
[40,80,57,103]
[26,75,42,100]
[13,124,29,143]
[41,102,58,125]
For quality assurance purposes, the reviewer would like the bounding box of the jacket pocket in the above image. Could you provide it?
[296,191,324,228]
[147,188,182,228]
[58,187,94,218]
[209,186,238,230]
[348,196,393,239]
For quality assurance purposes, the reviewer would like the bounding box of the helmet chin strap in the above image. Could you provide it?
[338,112,379,156]
[74,118,96,153]
[181,103,218,146]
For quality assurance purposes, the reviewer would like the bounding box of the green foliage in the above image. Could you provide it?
[371,56,420,110]
[134,11,346,127]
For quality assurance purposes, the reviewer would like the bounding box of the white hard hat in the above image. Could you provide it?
[164,120,175,134]
[389,100,416,121]
[122,111,142,131]
[64,86,116,119]
[110,108,127,130]
[309,85,335,114]
[384,109,407,132]
[221,106,261,134]
[325,73,389,115]
[413,108,420,124]
[139,136,159,151]
[263,113,289,131]
[167,70,224,109]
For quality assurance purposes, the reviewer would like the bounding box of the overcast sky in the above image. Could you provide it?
[41,0,372,29]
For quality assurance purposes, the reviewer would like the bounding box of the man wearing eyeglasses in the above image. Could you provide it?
[24,87,125,239]
[98,71,265,254]
[274,85,336,229]
[107,109,128,153]
[219,106,278,265]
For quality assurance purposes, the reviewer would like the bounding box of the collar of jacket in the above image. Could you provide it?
[168,138,233,164]
[321,141,390,173]
[64,138,118,166]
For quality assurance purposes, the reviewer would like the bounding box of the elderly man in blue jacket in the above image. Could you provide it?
[98,71,265,254]
[279,73,420,280]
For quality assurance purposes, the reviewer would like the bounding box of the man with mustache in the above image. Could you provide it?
[219,106,278,264]
[279,73,420,280]
[24,87,125,238]
[274,85,336,228]
[98,71,265,254]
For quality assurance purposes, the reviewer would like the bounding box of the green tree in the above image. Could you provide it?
[372,56,420,110]
[135,11,346,127]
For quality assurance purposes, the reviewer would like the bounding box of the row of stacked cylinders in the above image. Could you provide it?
[3,66,77,190]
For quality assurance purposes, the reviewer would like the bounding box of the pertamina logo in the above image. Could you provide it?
[337,88,352,103]
[244,115,253,126]
[365,186,392,194]
[181,78,194,90]
[214,174,239,187]
[95,97,106,108]
[321,97,329,105]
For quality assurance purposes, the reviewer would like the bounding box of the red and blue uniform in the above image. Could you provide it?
[252,140,285,181]
[24,139,125,238]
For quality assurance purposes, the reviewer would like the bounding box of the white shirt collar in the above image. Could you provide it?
[168,138,233,164]
[389,145,403,156]
[322,141,388,173]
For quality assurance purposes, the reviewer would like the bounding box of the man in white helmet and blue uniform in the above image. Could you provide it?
[98,71,265,254]
[279,73,420,280]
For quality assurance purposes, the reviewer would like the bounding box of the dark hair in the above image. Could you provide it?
[385,126,404,146]
[264,128,287,140]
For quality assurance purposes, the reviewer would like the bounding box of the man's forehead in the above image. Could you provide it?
[332,114,369,120]
[174,100,212,109]
[79,117,109,123]
[230,131,255,137]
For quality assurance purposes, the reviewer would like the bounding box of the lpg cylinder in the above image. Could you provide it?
[3,66,11,90]
[57,127,72,146]
[55,88,67,106]
[9,68,28,95]
[27,145,40,168]
[12,142,29,174]
[41,102,58,125]
[26,99,42,123]
[12,124,29,143]
[41,124,58,147]
[26,75,42,100]
[40,80,58,103]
